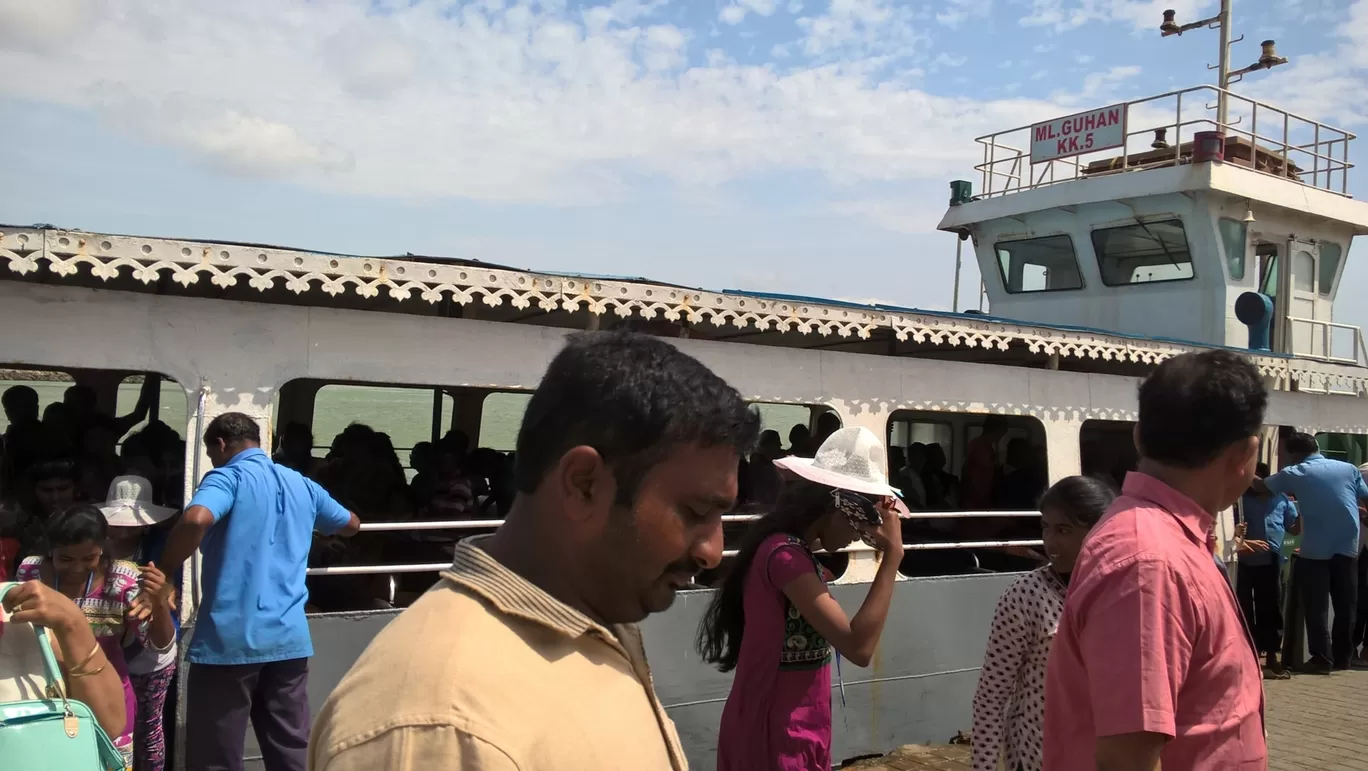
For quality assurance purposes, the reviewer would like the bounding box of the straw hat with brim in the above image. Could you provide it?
[774,426,911,518]
[100,475,178,527]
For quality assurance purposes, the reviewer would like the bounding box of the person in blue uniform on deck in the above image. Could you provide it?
[158,413,361,771]
[1237,463,1298,678]
[1256,432,1368,673]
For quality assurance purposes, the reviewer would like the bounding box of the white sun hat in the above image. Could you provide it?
[774,426,910,516]
[99,475,178,527]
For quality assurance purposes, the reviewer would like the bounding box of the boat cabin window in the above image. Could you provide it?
[1,368,189,545]
[1315,432,1367,466]
[1091,219,1194,286]
[1318,242,1343,297]
[887,411,1048,577]
[1079,420,1138,490]
[994,235,1084,293]
[1257,244,1279,297]
[479,392,530,451]
[1218,218,1248,282]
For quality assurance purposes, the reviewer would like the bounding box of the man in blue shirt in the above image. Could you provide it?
[1259,432,1368,672]
[1237,462,1298,674]
[159,413,360,771]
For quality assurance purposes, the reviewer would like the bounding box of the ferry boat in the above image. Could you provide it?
[4,26,1368,771]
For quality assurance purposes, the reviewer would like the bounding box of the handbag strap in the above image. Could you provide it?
[0,582,74,708]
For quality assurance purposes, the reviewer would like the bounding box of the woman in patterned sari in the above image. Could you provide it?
[16,503,174,770]
[697,426,906,771]
[970,475,1115,771]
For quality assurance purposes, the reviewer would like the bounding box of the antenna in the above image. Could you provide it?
[1159,1,1288,130]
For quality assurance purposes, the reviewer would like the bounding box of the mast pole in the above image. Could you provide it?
[952,237,963,313]
[1216,0,1232,130]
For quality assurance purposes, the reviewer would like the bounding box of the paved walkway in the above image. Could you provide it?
[845,669,1368,770]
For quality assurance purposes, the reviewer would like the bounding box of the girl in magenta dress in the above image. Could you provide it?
[697,426,907,771]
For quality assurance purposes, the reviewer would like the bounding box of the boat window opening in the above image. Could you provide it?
[1079,420,1138,491]
[290,380,838,605]
[310,384,456,476]
[1314,432,1368,466]
[1218,218,1248,282]
[994,235,1084,293]
[479,392,531,451]
[115,374,190,444]
[1317,242,1343,297]
[697,402,843,588]
[0,367,190,544]
[1292,249,1315,293]
[1091,219,1195,286]
[1257,244,1280,297]
[887,411,1048,578]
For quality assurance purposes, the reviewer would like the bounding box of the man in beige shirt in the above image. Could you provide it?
[309,330,761,771]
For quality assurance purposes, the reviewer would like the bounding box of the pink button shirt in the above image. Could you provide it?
[1043,472,1266,770]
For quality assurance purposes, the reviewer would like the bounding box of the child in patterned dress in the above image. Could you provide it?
[101,475,181,771]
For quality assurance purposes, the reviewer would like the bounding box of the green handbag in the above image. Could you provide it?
[0,582,126,770]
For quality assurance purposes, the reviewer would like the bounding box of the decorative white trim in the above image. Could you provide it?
[2,227,1364,396]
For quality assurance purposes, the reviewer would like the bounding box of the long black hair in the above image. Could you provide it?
[1038,475,1115,528]
[696,480,837,673]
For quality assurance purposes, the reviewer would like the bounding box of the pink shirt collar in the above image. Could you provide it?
[1120,471,1214,548]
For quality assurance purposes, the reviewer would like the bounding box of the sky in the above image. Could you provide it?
[3,0,1368,332]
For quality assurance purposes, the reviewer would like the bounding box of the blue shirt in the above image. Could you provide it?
[186,448,352,665]
[1264,453,1368,561]
[1238,491,1297,566]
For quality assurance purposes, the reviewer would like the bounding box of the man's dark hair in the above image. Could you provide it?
[513,330,761,504]
[1137,350,1267,469]
[26,457,78,484]
[2,385,38,415]
[982,415,1010,436]
[203,412,262,447]
[1284,432,1320,458]
[1255,462,1271,478]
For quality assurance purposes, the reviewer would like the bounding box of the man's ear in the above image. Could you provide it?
[554,446,616,523]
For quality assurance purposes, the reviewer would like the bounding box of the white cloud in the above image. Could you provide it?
[933,52,968,68]
[720,0,778,26]
[1033,43,1056,53]
[1242,0,1368,126]
[1051,64,1141,105]
[1019,0,1211,32]
[797,0,924,58]
[0,0,1077,206]
[0,0,96,53]
[937,0,992,28]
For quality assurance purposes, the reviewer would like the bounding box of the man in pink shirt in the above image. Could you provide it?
[1044,350,1268,771]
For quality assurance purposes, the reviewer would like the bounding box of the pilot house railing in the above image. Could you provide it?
[975,85,1355,199]
[1287,316,1368,367]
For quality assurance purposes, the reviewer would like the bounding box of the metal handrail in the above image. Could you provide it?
[971,85,1355,199]
[1286,315,1367,366]
[310,512,1047,576]
[305,539,1048,575]
[351,510,1043,532]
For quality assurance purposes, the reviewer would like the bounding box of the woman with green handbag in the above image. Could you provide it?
[0,579,128,768]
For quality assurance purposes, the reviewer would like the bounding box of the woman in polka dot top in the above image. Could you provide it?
[970,475,1116,771]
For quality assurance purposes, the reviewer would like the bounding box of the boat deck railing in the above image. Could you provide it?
[1288,316,1368,367]
[305,511,1045,577]
[974,85,1355,199]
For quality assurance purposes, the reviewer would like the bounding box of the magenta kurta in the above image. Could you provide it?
[717,533,833,771]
